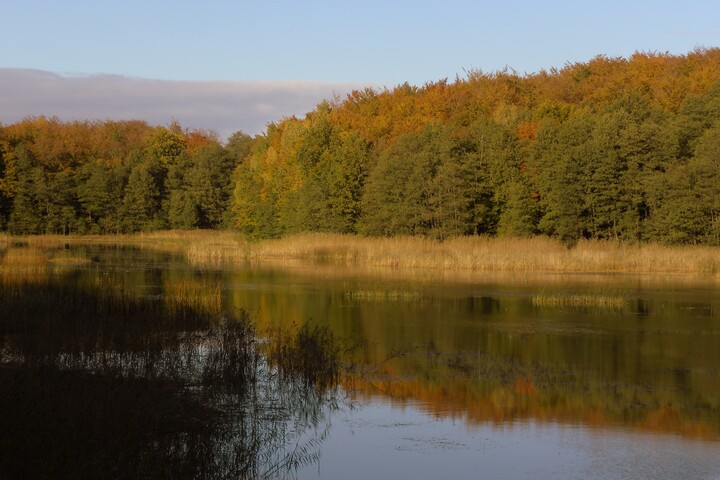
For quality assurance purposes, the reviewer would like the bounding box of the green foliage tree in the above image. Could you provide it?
[77,161,127,234]
[530,116,593,244]
[40,170,79,234]
[166,189,200,229]
[230,136,283,239]
[225,131,255,163]
[121,158,166,232]
[496,177,538,237]
[647,124,720,244]
[186,145,237,228]
[3,51,720,244]
[288,118,368,234]
[360,124,445,236]
[6,145,43,235]
[0,142,16,229]
[144,125,187,166]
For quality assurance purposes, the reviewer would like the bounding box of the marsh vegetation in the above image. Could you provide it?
[10,230,720,276]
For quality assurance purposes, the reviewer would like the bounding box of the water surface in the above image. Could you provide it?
[1,243,719,479]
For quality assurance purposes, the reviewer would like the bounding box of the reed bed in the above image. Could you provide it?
[343,288,423,302]
[0,247,50,277]
[10,231,720,276]
[184,232,249,266]
[163,279,224,317]
[48,251,92,266]
[242,233,720,276]
[530,292,629,310]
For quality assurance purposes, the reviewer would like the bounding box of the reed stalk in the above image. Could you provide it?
[9,231,720,276]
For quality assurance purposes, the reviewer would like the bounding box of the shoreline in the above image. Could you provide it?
[3,230,720,278]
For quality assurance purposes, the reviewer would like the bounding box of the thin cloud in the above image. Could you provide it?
[0,69,370,139]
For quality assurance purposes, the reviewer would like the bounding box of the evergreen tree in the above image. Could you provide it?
[121,159,166,232]
[6,145,43,235]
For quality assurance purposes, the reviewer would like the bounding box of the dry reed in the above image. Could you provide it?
[530,292,629,310]
[163,279,224,316]
[240,233,720,276]
[0,247,50,276]
[9,231,720,276]
[343,289,422,302]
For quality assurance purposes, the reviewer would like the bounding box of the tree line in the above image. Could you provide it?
[0,119,253,234]
[2,49,720,244]
[231,49,720,245]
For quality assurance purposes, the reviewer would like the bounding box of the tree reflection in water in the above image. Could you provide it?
[0,277,340,479]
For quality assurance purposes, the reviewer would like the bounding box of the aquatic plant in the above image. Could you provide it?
[530,291,629,310]
[266,323,342,391]
[343,288,422,301]
[0,270,343,479]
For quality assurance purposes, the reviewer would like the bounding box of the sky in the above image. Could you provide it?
[1,0,719,138]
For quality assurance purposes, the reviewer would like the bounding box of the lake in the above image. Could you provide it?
[1,242,719,479]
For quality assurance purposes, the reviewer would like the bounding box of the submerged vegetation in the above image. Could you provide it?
[2,50,720,247]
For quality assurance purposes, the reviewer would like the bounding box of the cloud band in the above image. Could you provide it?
[0,69,369,139]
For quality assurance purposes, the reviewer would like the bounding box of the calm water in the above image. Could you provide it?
[2,244,720,479]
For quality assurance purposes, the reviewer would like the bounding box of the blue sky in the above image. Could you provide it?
[4,0,718,84]
[1,0,719,136]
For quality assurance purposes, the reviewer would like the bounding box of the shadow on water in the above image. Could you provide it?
[0,270,343,479]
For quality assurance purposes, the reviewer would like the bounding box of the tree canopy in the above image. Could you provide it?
[3,49,720,244]
[0,119,253,234]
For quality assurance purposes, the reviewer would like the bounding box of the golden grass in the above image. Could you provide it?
[163,279,223,316]
[0,247,51,283]
[0,247,49,271]
[49,251,92,266]
[530,292,629,310]
[184,231,249,265]
[343,288,422,302]
[239,233,720,276]
[8,231,720,277]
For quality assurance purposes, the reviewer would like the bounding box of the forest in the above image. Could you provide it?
[2,49,720,244]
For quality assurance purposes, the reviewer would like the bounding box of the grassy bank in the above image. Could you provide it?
[192,232,720,276]
[7,231,720,276]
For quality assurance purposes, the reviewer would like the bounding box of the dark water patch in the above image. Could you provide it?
[0,272,345,479]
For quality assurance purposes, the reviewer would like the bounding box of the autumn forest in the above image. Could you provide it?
[2,49,720,245]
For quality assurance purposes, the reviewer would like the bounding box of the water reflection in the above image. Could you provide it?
[219,262,720,440]
[2,242,720,479]
[295,403,720,480]
[0,248,342,479]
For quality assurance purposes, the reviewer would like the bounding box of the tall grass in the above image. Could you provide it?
[265,323,343,391]
[218,233,720,276]
[531,292,629,310]
[0,247,50,280]
[10,231,720,275]
[344,288,422,301]
[163,279,224,318]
